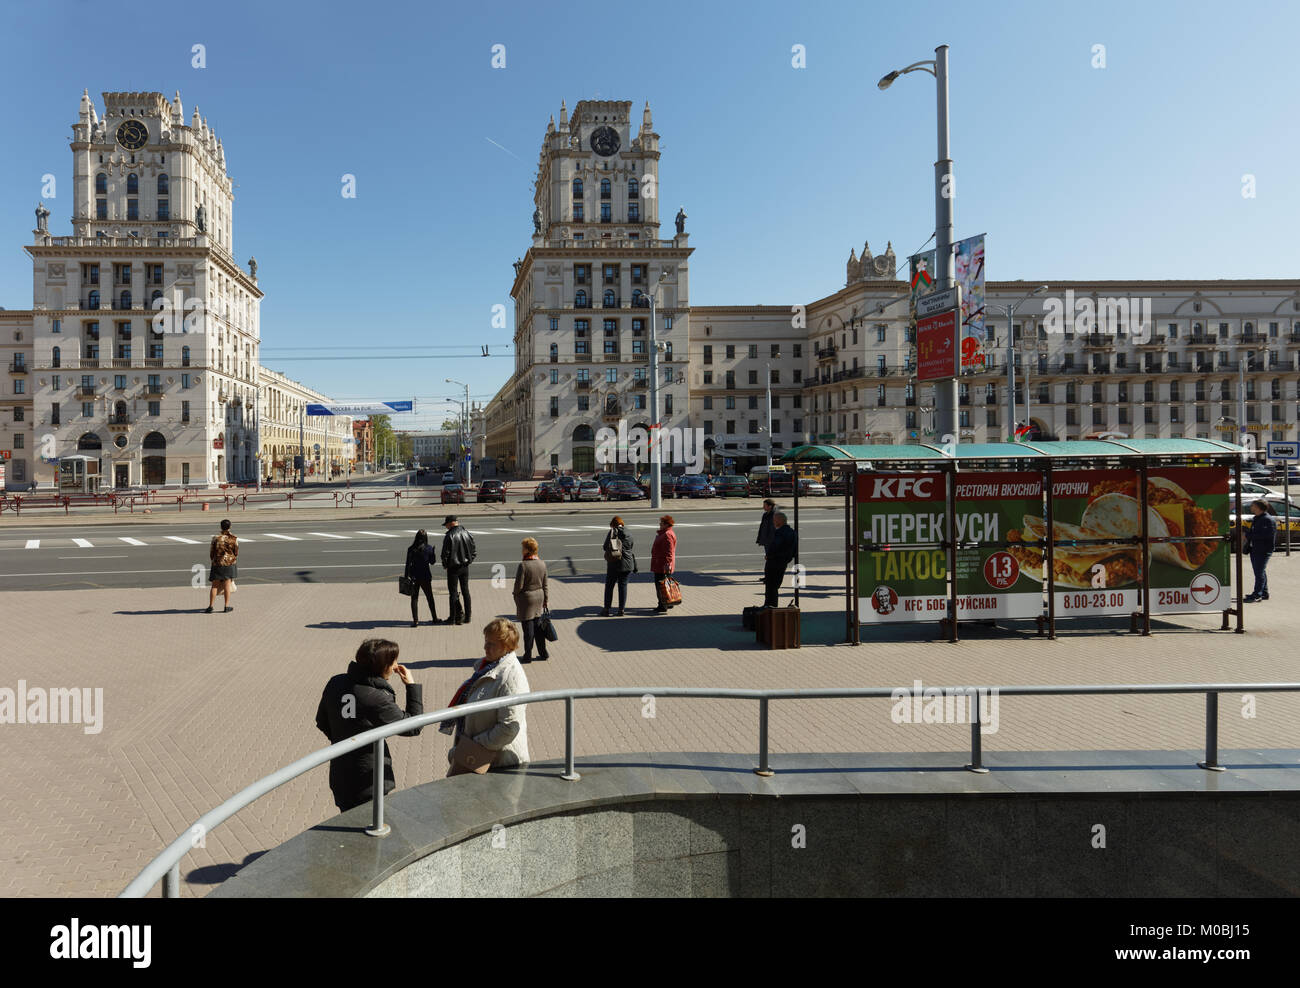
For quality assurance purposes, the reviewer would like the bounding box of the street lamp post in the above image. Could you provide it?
[880,45,956,442]
[987,286,1049,439]
[765,351,780,468]
[446,378,471,485]
[648,271,669,509]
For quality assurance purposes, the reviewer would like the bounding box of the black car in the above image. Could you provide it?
[476,479,507,503]
[636,473,678,497]
[534,482,565,503]
[604,480,646,500]
[557,475,580,500]
[713,475,750,498]
[676,474,715,498]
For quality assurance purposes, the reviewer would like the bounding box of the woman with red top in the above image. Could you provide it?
[650,514,677,614]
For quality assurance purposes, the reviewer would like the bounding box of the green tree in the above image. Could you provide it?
[441,417,460,432]
[370,414,396,465]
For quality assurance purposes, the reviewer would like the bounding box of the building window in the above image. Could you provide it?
[52,345,61,368]
[549,317,559,331]
[577,395,589,411]
[549,343,559,363]
[628,178,638,199]
[549,397,559,417]
[607,368,618,384]
[575,290,588,308]
[146,400,159,416]
[748,344,758,359]
[703,345,712,364]
[572,178,583,199]
[96,200,107,219]
[664,342,673,360]
[114,374,126,389]
[726,396,736,410]
[703,397,713,410]
[632,339,645,355]
[181,400,190,423]
[83,402,93,417]
[748,395,759,410]
[748,370,758,384]
[664,316,673,330]
[702,370,711,384]
[550,369,559,384]
[770,370,780,383]
[633,395,646,410]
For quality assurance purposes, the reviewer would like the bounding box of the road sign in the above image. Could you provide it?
[817,433,836,441]
[1266,441,1299,461]
[916,286,960,318]
[916,308,960,382]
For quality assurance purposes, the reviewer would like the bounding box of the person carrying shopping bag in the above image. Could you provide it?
[650,514,678,615]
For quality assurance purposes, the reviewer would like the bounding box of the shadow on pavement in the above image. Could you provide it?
[306,619,419,631]
[188,850,266,888]
[572,607,851,649]
[115,608,208,616]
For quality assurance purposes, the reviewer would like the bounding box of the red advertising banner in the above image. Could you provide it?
[916,309,959,382]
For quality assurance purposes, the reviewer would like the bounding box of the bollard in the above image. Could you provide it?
[365,738,390,836]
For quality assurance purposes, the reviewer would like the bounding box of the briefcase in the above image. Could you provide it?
[758,606,800,649]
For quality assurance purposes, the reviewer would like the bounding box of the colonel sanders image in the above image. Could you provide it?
[871,585,899,615]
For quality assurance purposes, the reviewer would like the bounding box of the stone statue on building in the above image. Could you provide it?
[195,204,206,233]
[35,201,49,233]
[248,256,258,279]
[512,257,523,277]
[675,207,687,235]
[533,207,541,234]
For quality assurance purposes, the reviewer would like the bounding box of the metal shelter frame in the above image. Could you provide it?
[781,438,1249,644]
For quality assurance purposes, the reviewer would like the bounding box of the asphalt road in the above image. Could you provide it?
[0,504,848,591]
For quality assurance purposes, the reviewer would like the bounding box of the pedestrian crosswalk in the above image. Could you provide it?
[6,514,840,552]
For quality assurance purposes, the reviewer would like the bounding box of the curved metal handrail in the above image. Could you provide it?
[119,681,1300,898]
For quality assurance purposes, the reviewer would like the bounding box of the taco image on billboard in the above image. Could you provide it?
[1085,478,1219,568]
[1006,517,1141,589]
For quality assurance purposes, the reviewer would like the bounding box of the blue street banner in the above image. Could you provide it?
[305,400,415,416]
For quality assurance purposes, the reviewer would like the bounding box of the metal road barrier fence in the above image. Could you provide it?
[119,681,1300,898]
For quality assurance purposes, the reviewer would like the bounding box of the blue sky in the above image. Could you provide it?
[1,0,1295,431]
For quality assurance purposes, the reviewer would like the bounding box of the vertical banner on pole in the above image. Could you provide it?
[908,250,937,342]
[954,234,986,370]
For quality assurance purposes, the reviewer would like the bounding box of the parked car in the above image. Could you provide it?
[713,475,750,498]
[555,475,580,500]
[604,479,646,501]
[476,479,507,503]
[416,466,428,477]
[676,474,716,499]
[576,480,603,501]
[598,473,639,495]
[798,477,829,497]
[534,482,565,503]
[440,483,465,504]
[441,471,455,484]
[634,473,679,497]
[1231,494,1300,549]
[1229,478,1288,501]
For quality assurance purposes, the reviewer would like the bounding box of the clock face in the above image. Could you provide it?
[590,125,620,157]
[116,119,148,150]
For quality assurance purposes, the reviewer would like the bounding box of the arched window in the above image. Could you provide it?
[182,345,190,367]
[150,289,162,306]
[95,173,107,194]
[571,178,583,199]
[628,177,638,199]
[88,290,99,308]
[549,343,558,363]
[603,289,616,307]
[52,346,61,368]
[573,424,595,442]
[127,173,139,194]
[575,289,587,308]
[157,174,169,194]
[600,179,611,199]
[119,290,131,309]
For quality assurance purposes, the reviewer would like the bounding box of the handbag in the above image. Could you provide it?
[398,575,415,597]
[657,575,683,607]
[447,734,497,776]
[538,607,558,642]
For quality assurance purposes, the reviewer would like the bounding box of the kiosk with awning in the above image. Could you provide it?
[780,439,1246,643]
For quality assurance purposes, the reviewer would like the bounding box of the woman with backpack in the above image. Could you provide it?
[206,518,238,613]
[601,515,636,616]
[405,529,441,626]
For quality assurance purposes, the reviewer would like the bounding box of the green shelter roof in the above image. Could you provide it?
[781,439,1247,463]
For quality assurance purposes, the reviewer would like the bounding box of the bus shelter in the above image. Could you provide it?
[58,455,102,493]
[780,439,1248,644]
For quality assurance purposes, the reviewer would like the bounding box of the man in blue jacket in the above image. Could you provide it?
[764,511,798,608]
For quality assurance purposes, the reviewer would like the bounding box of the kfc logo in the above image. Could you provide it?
[871,585,899,615]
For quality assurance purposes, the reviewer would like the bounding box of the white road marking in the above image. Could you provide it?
[119,537,147,546]
[357,531,398,538]
[72,538,93,548]
[309,532,350,539]
[25,540,39,549]
[323,549,388,553]
[261,533,300,541]
[165,536,200,544]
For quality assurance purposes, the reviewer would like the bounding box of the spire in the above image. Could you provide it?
[172,90,184,123]
[642,100,652,130]
[546,115,555,134]
[79,89,91,122]
[559,100,568,129]
[192,106,201,131]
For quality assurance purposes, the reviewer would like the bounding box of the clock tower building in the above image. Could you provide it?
[25,90,263,489]
[509,100,693,476]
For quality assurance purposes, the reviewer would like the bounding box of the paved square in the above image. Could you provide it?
[2,555,1297,897]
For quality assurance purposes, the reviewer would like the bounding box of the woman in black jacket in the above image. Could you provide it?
[405,529,440,626]
[315,639,424,813]
[600,515,636,616]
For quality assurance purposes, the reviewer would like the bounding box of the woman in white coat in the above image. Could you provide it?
[442,617,530,773]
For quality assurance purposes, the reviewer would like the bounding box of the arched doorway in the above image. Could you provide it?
[572,424,596,473]
[142,432,167,485]
[77,432,103,476]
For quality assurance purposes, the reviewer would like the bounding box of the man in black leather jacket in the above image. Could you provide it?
[764,512,798,608]
[440,515,477,624]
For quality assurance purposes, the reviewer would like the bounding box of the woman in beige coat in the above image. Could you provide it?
[512,537,550,662]
[442,618,530,773]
